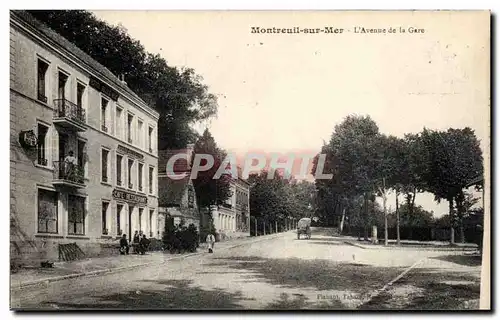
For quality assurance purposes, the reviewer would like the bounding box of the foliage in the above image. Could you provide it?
[28,10,218,149]
[249,171,291,223]
[192,129,232,208]
[388,204,435,228]
[314,116,484,243]
[162,218,199,253]
[313,115,384,231]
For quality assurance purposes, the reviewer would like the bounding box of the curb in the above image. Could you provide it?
[14,231,288,289]
[343,241,478,252]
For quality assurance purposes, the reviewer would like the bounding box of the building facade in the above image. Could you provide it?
[206,171,251,238]
[10,11,159,263]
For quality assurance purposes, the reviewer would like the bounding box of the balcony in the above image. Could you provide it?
[52,161,86,188]
[53,99,87,132]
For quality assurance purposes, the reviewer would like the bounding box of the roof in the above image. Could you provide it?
[10,10,159,119]
[159,175,190,207]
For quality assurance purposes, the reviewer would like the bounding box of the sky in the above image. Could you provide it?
[91,11,489,217]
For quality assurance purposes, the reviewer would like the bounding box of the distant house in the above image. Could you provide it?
[157,145,199,235]
[200,166,251,239]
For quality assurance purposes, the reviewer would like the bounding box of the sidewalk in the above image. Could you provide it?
[10,231,287,289]
[339,236,478,251]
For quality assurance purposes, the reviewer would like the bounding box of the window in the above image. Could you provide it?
[116,154,123,186]
[58,71,68,100]
[102,201,109,235]
[149,166,154,194]
[128,159,134,189]
[127,114,134,144]
[116,107,123,139]
[101,149,109,183]
[138,120,144,149]
[148,126,154,153]
[101,98,109,132]
[37,123,49,166]
[139,208,144,232]
[68,195,85,235]
[37,189,58,233]
[37,59,49,103]
[77,83,85,109]
[117,204,123,236]
[77,140,86,177]
[138,163,144,192]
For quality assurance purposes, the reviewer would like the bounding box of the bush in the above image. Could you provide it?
[162,218,200,254]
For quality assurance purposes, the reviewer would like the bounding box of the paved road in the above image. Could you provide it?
[11,229,481,310]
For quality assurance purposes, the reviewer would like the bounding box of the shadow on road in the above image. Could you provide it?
[37,279,254,310]
[429,254,482,267]
[206,256,405,292]
[360,268,480,310]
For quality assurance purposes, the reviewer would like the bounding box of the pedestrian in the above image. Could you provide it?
[133,230,140,253]
[64,151,77,179]
[139,234,150,255]
[119,234,129,255]
[206,233,215,253]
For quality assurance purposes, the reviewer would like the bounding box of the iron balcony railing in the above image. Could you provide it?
[53,99,86,125]
[53,161,85,185]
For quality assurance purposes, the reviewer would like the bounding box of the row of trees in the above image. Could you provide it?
[248,171,316,234]
[313,115,483,244]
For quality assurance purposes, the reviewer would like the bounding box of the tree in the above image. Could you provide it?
[249,170,298,233]
[318,115,383,240]
[396,204,434,228]
[192,129,232,209]
[420,128,483,243]
[27,10,218,149]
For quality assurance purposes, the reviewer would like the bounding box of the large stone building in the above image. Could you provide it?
[10,11,160,263]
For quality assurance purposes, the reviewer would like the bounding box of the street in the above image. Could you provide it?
[11,228,481,310]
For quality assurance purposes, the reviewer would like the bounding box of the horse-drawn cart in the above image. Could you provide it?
[297,218,311,239]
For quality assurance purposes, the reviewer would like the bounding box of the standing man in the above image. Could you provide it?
[64,150,77,179]
[206,233,216,253]
[132,230,140,253]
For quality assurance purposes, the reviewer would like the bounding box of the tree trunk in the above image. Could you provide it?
[363,193,369,241]
[255,218,258,237]
[396,191,400,245]
[449,199,455,244]
[340,207,346,234]
[275,221,278,233]
[382,179,388,246]
[263,221,266,236]
[460,224,465,244]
